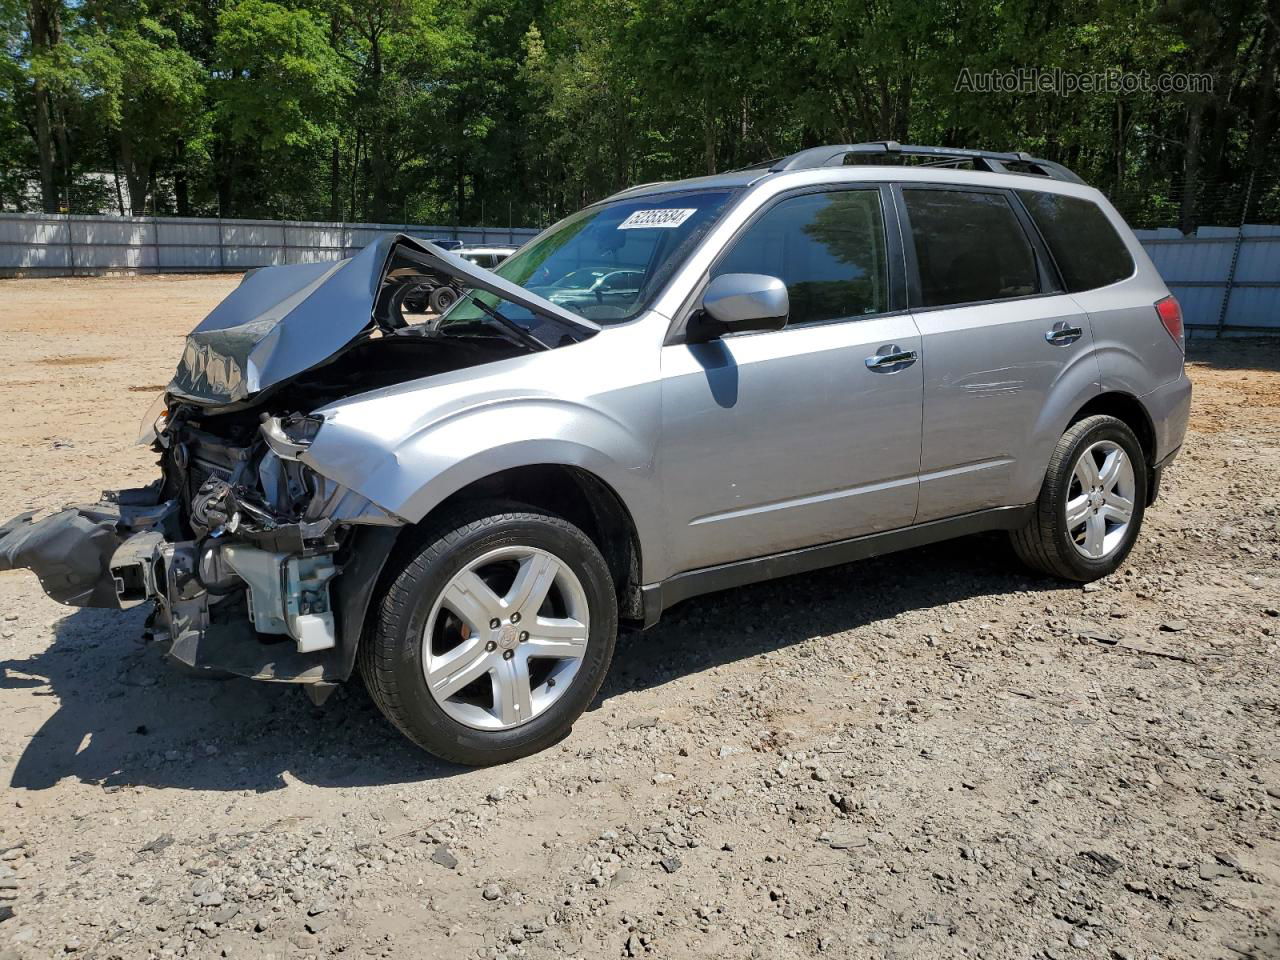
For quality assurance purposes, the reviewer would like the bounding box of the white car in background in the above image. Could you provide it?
[459,246,518,271]
[403,245,518,313]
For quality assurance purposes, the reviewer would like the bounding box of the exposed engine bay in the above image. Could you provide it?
[0,235,597,694]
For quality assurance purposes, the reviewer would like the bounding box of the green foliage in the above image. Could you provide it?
[1,0,1277,227]
[79,14,205,211]
[214,0,349,152]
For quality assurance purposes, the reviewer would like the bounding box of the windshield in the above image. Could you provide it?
[440,189,737,333]
[557,267,606,289]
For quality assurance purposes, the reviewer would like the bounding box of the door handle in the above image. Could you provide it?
[1045,322,1084,346]
[865,346,918,372]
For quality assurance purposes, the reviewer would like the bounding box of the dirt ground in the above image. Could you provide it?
[0,274,1278,960]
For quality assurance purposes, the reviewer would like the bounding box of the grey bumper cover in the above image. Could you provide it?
[0,492,176,607]
[0,492,400,685]
[0,508,121,607]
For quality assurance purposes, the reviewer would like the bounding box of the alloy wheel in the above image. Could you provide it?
[1066,439,1136,560]
[421,546,590,730]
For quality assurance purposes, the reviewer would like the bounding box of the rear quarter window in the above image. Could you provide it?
[902,188,1039,308]
[1017,191,1135,292]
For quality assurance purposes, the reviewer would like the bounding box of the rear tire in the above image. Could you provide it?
[359,502,617,766]
[1011,414,1147,582]
[429,285,459,314]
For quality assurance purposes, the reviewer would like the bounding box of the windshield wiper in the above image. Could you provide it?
[451,289,552,352]
[460,287,593,341]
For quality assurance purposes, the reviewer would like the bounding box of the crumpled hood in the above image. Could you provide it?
[168,241,380,407]
[167,233,598,408]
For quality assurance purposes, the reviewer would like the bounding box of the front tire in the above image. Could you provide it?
[359,503,617,766]
[1011,414,1148,582]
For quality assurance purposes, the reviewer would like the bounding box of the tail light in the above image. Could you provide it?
[1155,295,1184,352]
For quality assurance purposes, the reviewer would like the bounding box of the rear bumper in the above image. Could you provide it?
[1142,372,1192,465]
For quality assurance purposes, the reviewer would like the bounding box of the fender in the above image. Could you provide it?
[298,317,667,578]
[302,385,666,582]
[1069,226,1185,398]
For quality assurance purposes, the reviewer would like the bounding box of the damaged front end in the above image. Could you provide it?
[119,405,402,687]
[0,234,594,693]
[0,399,403,692]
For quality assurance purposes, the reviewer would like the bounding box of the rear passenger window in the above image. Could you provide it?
[713,189,888,326]
[1017,191,1135,292]
[902,189,1039,308]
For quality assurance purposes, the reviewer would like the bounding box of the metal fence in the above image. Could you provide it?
[0,212,1276,339]
[1133,224,1280,338]
[0,212,539,278]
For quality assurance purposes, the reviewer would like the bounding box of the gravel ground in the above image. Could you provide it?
[1,275,1278,960]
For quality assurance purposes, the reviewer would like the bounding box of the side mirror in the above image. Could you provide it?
[688,273,788,343]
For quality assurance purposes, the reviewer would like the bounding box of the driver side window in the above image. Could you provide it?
[712,189,889,327]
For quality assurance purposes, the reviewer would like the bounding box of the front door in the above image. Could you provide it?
[658,187,925,576]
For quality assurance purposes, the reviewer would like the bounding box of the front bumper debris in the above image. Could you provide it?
[0,484,401,686]
[0,488,176,607]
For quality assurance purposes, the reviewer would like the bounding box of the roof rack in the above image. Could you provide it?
[767,141,1084,184]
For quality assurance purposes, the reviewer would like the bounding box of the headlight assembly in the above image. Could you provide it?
[136,392,169,446]
[259,412,324,460]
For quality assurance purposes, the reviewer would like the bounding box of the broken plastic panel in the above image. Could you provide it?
[221,544,339,653]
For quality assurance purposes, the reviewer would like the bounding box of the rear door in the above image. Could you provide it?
[897,184,1100,522]
[658,185,925,574]
[1016,189,1183,393]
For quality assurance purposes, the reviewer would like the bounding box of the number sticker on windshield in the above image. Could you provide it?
[617,208,696,229]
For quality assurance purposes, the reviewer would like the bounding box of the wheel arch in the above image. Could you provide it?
[1018,387,1160,513]
[333,463,645,683]
[1065,390,1159,504]
[1066,391,1156,466]
[423,463,646,625]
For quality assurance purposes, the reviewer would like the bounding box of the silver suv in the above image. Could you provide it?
[0,142,1191,765]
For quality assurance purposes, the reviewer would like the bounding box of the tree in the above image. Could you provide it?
[22,0,66,211]
[0,0,1276,228]
[332,0,460,223]
[212,0,350,214]
[81,11,204,214]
